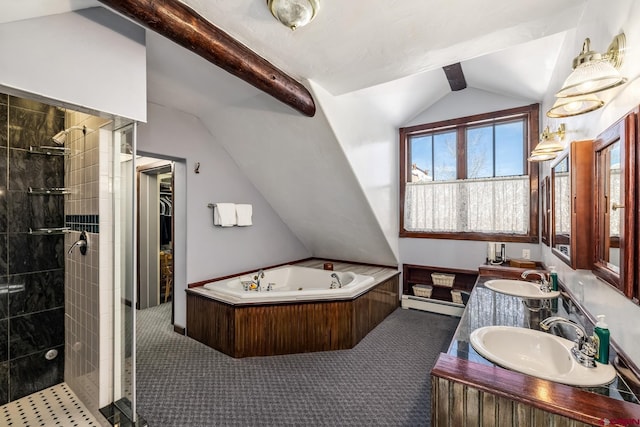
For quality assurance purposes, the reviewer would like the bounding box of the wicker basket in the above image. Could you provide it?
[431,273,455,287]
[412,284,433,298]
[451,290,463,304]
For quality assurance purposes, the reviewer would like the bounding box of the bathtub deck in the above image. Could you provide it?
[186,260,399,358]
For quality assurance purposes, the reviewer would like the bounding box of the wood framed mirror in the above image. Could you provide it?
[551,154,571,263]
[593,112,636,298]
[541,175,550,246]
[551,140,592,270]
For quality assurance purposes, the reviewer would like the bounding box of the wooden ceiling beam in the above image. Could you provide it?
[98,0,316,117]
[443,63,467,92]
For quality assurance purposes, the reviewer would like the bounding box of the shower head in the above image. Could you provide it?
[52,130,67,145]
[51,125,93,145]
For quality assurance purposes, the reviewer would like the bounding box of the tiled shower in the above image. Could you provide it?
[0,93,66,404]
[0,93,111,414]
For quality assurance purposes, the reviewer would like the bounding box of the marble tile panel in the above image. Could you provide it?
[8,270,64,317]
[0,234,6,276]
[0,187,6,235]
[0,319,6,362]
[8,345,64,401]
[0,361,7,405]
[7,100,64,151]
[0,278,7,320]
[8,148,64,191]
[0,104,7,148]
[6,191,29,233]
[9,308,64,358]
[8,97,52,113]
[8,234,64,275]
[0,150,6,233]
[8,192,65,232]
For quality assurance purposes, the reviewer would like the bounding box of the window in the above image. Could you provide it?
[400,104,539,242]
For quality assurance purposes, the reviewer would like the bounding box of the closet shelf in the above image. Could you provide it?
[29,145,70,156]
[29,227,71,235]
[28,187,71,195]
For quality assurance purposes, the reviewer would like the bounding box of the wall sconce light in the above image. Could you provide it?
[547,33,626,118]
[527,124,566,162]
[556,34,626,98]
[267,0,319,30]
[528,151,558,162]
[547,94,605,118]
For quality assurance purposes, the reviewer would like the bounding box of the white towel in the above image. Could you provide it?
[214,203,237,227]
[236,204,253,226]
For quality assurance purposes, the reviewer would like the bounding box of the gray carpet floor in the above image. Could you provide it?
[136,303,459,426]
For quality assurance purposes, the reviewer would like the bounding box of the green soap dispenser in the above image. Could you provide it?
[593,315,610,364]
[548,266,558,311]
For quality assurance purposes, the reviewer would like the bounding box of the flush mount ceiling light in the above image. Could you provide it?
[267,0,319,30]
[546,94,605,118]
[555,33,627,98]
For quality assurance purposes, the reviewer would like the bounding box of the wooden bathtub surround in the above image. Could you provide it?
[97,0,316,117]
[186,273,399,358]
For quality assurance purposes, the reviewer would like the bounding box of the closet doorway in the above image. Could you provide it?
[137,159,174,323]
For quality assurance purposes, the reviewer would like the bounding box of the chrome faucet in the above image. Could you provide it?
[330,273,342,289]
[540,316,597,368]
[68,231,88,255]
[521,270,551,292]
[253,269,265,291]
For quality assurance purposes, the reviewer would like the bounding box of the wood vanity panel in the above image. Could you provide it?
[466,387,480,425]
[432,353,639,426]
[432,377,449,426]
[450,381,465,426]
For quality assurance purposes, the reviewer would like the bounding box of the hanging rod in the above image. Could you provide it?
[28,187,71,195]
[29,145,70,156]
[28,227,71,235]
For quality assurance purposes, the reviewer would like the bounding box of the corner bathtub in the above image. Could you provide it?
[187,263,400,358]
[202,265,375,304]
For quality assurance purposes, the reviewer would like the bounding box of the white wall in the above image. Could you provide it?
[398,88,542,269]
[0,7,146,121]
[145,31,399,268]
[136,102,311,327]
[311,81,400,261]
[538,0,640,368]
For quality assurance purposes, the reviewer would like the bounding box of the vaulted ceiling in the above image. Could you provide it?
[1,0,595,266]
[3,0,587,118]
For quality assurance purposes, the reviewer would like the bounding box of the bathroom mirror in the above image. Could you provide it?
[551,154,571,263]
[541,176,550,246]
[593,113,636,298]
[551,140,592,270]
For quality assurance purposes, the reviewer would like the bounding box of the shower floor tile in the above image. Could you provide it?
[0,383,102,426]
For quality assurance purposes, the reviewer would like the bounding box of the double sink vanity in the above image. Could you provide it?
[430,264,640,426]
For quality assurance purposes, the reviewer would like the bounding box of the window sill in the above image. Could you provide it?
[399,230,538,243]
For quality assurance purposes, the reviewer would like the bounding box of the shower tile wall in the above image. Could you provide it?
[0,94,66,404]
[64,110,111,412]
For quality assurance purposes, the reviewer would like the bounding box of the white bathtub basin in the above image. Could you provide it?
[484,279,561,299]
[469,326,616,387]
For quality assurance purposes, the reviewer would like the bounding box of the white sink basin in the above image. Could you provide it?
[484,279,561,299]
[470,326,617,387]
